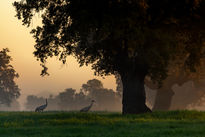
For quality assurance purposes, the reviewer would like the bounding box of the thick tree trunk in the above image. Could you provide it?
[120,70,151,114]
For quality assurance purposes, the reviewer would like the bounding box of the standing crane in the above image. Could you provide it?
[35,99,48,112]
[80,100,95,112]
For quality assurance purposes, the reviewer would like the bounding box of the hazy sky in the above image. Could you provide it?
[0,0,116,105]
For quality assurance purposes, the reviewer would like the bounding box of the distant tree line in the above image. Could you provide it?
[26,75,205,112]
[25,79,121,111]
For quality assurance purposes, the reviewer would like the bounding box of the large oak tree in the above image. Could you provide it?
[14,0,205,114]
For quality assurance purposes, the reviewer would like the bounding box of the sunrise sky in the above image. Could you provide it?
[0,0,115,106]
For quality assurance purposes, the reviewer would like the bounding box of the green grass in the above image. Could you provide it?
[1,110,205,137]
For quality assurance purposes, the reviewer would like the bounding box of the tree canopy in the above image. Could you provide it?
[81,79,121,111]
[13,0,205,78]
[0,48,20,106]
[14,0,205,114]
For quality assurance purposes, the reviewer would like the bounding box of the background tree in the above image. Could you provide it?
[14,0,205,114]
[81,79,121,111]
[26,94,60,111]
[74,91,90,110]
[146,52,205,110]
[58,88,75,110]
[57,88,89,110]
[25,95,45,111]
[81,79,103,95]
[146,72,189,110]
[0,48,20,106]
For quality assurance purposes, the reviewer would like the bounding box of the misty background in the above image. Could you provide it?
[2,77,205,112]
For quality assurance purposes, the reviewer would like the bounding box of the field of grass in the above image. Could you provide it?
[0,111,205,137]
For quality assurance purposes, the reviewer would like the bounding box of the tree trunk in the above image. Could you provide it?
[120,69,151,114]
[152,88,174,111]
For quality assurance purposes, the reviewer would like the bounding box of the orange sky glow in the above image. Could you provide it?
[0,0,116,107]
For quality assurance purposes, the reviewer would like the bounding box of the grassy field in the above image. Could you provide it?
[1,111,205,137]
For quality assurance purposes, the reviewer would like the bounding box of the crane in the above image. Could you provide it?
[35,99,48,112]
[80,100,95,112]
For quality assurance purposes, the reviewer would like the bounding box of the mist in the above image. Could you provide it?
[1,77,205,112]
[7,79,122,112]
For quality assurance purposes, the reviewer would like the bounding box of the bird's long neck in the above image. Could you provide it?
[45,99,47,106]
[89,102,94,108]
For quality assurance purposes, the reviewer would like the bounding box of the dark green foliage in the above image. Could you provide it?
[1,111,205,137]
[0,48,20,106]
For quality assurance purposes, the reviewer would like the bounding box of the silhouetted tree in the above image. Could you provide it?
[47,94,60,110]
[0,99,21,111]
[74,92,90,110]
[146,56,205,110]
[25,95,45,110]
[145,70,187,110]
[26,94,60,111]
[81,79,103,95]
[151,75,184,111]
[81,79,121,111]
[14,0,205,114]
[170,79,205,110]
[0,48,20,106]
[56,88,90,111]
[57,88,76,110]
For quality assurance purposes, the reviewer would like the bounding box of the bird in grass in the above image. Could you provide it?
[80,100,95,112]
[35,99,48,112]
